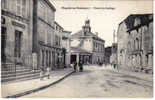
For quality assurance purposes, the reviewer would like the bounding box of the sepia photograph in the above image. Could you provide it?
[0,0,154,98]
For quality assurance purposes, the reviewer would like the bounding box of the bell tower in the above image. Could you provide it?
[82,19,91,35]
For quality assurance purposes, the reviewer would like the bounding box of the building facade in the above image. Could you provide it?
[110,43,117,65]
[33,0,56,70]
[54,21,66,69]
[105,46,112,64]
[71,19,105,64]
[117,21,128,68]
[1,0,33,67]
[33,0,67,70]
[117,14,153,72]
[61,30,72,66]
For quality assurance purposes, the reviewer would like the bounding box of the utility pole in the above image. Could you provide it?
[113,29,116,44]
[112,30,116,53]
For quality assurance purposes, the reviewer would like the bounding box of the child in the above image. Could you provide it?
[46,67,50,79]
[40,67,44,80]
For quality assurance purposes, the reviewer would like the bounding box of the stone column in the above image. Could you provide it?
[46,51,48,67]
[49,51,50,67]
[42,50,44,67]
[40,50,42,68]
[142,52,147,68]
[44,50,46,68]
[77,53,79,64]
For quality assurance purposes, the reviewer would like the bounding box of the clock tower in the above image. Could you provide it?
[82,19,91,35]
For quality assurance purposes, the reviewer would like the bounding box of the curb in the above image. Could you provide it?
[6,71,74,98]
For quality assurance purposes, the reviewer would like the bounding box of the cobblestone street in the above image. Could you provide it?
[23,65,153,98]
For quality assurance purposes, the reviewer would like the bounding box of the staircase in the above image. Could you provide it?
[1,64,40,83]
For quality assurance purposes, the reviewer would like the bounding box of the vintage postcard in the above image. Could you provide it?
[1,0,153,98]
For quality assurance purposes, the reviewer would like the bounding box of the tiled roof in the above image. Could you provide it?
[71,30,105,42]
[122,14,153,32]
[71,30,96,38]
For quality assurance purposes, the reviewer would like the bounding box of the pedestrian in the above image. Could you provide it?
[40,67,44,80]
[79,60,83,72]
[113,64,116,69]
[46,67,50,79]
[73,61,77,72]
[70,63,73,68]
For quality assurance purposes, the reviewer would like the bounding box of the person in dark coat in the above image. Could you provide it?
[79,60,83,72]
[73,61,77,72]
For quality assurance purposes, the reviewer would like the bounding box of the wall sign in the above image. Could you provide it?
[12,21,26,29]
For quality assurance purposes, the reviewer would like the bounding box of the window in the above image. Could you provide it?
[133,40,135,50]
[48,9,51,24]
[17,0,21,15]
[58,37,60,46]
[96,43,97,48]
[14,30,22,58]
[2,0,7,9]
[84,32,86,36]
[39,2,44,19]
[45,7,48,22]
[55,35,58,46]
[17,0,27,17]
[45,29,48,44]
[136,38,139,50]
[93,42,95,51]
[22,0,26,17]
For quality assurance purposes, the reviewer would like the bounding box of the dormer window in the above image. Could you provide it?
[84,32,86,36]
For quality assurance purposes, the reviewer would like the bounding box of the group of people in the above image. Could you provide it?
[72,60,84,72]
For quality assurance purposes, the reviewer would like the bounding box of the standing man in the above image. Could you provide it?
[79,60,83,72]
[73,61,77,72]
[32,53,37,72]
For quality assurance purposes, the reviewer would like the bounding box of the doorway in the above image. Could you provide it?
[1,27,7,63]
[71,55,77,64]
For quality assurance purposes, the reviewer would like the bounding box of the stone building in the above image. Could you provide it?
[70,47,92,64]
[71,19,105,64]
[110,43,117,65]
[105,46,112,64]
[33,0,56,70]
[61,30,72,67]
[117,14,153,72]
[33,0,67,70]
[117,19,130,68]
[1,0,33,67]
[1,0,39,82]
[54,21,66,69]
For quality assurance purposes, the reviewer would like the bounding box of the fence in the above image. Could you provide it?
[1,55,33,72]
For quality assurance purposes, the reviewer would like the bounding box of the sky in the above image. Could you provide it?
[50,0,153,47]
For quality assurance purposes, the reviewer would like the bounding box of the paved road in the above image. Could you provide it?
[23,65,153,98]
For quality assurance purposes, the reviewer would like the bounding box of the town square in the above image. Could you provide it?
[1,0,153,98]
